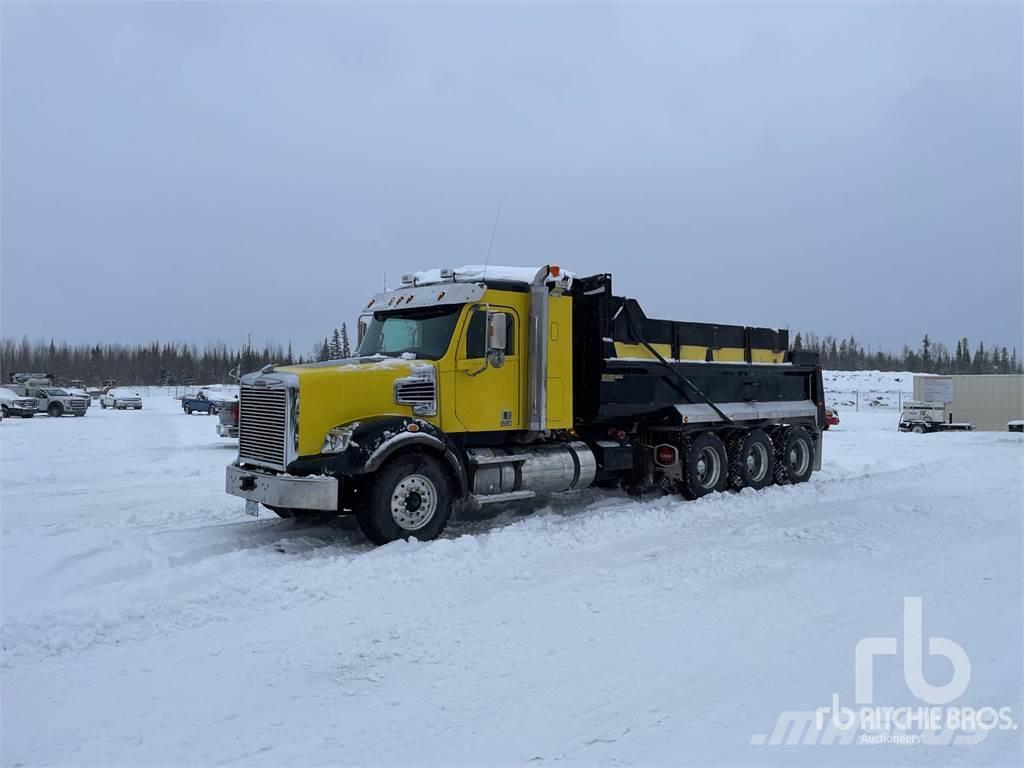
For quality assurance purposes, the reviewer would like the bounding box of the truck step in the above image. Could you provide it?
[470,490,537,505]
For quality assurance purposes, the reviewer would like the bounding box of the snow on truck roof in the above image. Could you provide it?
[409,265,574,286]
[364,266,575,314]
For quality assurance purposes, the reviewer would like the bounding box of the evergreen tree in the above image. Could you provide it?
[330,329,342,359]
[340,323,351,358]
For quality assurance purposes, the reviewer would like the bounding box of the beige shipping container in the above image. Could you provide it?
[912,374,1024,431]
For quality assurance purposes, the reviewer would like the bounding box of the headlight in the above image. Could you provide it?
[322,425,356,454]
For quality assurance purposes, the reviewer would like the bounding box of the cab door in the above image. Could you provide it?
[454,305,521,432]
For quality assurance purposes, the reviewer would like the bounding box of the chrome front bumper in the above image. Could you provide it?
[225,464,338,511]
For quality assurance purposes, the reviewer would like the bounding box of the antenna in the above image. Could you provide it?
[483,201,503,281]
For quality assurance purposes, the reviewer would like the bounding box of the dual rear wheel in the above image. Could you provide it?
[680,426,814,499]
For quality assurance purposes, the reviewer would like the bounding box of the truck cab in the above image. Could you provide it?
[226,265,824,544]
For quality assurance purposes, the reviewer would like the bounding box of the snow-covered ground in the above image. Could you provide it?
[2,387,1022,766]
[823,369,918,411]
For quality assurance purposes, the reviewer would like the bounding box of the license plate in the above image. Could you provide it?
[245,499,260,517]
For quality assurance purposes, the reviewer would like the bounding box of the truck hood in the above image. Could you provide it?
[265,357,437,457]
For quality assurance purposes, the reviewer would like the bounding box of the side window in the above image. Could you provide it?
[466,310,515,359]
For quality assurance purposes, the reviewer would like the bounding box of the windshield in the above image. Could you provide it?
[356,305,462,360]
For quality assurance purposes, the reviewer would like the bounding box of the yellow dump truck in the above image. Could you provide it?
[226,265,825,544]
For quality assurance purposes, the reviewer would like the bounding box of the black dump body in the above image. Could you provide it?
[570,273,824,427]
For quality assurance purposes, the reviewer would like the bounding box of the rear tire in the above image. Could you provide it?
[911,425,925,434]
[726,429,775,490]
[100,401,107,409]
[357,452,453,544]
[185,405,192,414]
[680,432,728,499]
[772,426,815,485]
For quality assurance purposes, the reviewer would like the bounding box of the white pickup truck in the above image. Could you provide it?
[8,374,88,417]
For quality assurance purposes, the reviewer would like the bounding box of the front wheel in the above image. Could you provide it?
[0,406,8,418]
[184,405,192,414]
[47,403,63,417]
[357,452,453,545]
[911,425,925,434]
[100,401,107,409]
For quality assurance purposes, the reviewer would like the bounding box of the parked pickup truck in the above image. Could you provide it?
[9,374,88,417]
[100,389,143,410]
[226,264,825,544]
[180,391,221,415]
[0,387,38,418]
[217,400,240,438]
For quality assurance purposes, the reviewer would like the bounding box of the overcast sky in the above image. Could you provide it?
[2,2,1021,356]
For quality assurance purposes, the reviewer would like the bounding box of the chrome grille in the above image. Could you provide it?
[239,386,288,468]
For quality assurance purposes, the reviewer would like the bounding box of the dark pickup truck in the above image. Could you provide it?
[180,391,221,415]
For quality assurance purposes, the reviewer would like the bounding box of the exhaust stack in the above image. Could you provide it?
[526,266,552,432]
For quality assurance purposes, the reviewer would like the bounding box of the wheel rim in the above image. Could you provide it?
[745,442,769,482]
[695,446,721,490]
[390,473,437,531]
[789,439,810,476]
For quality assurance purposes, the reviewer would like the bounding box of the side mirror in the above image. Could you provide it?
[487,312,507,368]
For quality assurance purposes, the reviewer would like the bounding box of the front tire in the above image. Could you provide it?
[100,401,107,409]
[184,405,192,414]
[680,432,728,499]
[0,406,8,418]
[357,452,453,545]
[47,403,63,417]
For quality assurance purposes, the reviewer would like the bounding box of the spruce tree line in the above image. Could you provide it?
[2,329,1019,385]
[792,333,1022,374]
[0,337,302,386]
